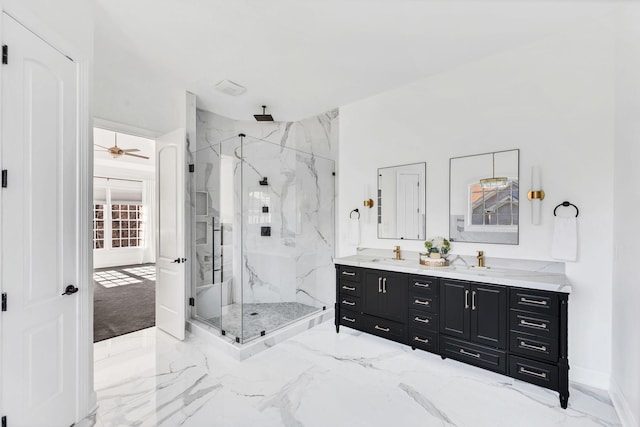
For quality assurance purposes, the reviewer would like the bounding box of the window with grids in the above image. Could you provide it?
[468,180,519,227]
[111,204,143,248]
[93,204,105,249]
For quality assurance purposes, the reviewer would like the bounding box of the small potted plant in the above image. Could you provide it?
[424,236,451,259]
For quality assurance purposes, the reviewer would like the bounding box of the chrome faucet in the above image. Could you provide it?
[393,245,402,260]
[477,250,485,268]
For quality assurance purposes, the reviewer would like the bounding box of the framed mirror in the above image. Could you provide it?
[449,149,519,244]
[377,162,426,240]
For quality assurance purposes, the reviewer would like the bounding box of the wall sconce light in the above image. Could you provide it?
[527,166,545,225]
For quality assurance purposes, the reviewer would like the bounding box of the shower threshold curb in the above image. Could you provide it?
[187,308,334,360]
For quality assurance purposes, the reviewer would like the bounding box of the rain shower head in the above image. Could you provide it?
[254,105,274,122]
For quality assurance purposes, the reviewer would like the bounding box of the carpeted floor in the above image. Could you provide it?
[93,263,156,342]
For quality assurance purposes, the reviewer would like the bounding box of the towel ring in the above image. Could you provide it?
[553,201,579,217]
[350,208,360,219]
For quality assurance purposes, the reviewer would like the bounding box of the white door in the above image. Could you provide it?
[155,128,186,340]
[0,14,79,426]
[397,172,420,239]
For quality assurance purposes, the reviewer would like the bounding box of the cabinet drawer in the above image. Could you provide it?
[509,355,558,391]
[339,309,364,331]
[441,336,507,374]
[409,329,438,353]
[409,276,439,295]
[338,266,362,282]
[364,316,405,344]
[509,331,558,362]
[510,288,558,315]
[409,309,438,333]
[510,310,558,341]
[409,294,439,313]
[339,281,361,297]
[339,295,361,311]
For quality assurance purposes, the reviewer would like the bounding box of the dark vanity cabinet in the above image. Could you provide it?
[336,266,408,344]
[408,276,440,354]
[439,279,508,374]
[335,263,570,409]
[508,288,569,408]
[363,270,407,323]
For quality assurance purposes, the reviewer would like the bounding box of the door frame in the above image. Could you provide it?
[0,1,94,421]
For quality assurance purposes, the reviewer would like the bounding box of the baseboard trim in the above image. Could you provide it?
[570,365,610,389]
[609,378,638,427]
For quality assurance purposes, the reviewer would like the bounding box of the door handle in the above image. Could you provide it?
[62,285,79,296]
[465,290,470,309]
[378,277,382,293]
[383,278,387,293]
[472,291,477,310]
[172,258,187,263]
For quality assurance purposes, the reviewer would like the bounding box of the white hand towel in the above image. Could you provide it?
[551,216,577,261]
[347,217,360,246]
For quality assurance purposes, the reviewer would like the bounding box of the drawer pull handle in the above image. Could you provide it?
[374,325,390,332]
[341,300,356,306]
[342,271,356,276]
[414,317,430,324]
[414,282,430,288]
[520,297,548,306]
[342,316,356,323]
[414,336,429,344]
[414,299,430,306]
[342,285,356,291]
[520,341,547,352]
[459,349,480,359]
[519,367,547,379]
[520,319,547,329]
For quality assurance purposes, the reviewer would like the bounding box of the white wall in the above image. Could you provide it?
[338,18,615,388]
[611,4,640,427]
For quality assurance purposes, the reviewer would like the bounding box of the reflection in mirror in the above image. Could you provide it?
[378,162,426,240]
[449,149,519,244]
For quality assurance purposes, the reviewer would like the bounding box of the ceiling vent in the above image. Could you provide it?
[214,80,247,97]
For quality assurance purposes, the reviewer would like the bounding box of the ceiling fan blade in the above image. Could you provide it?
[124,152,149,160]
[122,148,140,152]
[94,144,111,150]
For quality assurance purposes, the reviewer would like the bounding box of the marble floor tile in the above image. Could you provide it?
[88,322,621,427]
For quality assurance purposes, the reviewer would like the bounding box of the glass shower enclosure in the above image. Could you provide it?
[191,134,335,344]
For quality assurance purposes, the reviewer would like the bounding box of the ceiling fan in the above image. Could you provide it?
[94,134,149,159]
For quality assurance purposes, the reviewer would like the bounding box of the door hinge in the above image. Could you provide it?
[189,297,195,307]
[2,45,7,64]
[1,293,6,312]
[1,170,7,188]
[188,164,195,173]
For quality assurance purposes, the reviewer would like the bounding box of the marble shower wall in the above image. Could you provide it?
[194,109,338,320]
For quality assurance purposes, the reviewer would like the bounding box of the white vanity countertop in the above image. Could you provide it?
[333,254,572,294]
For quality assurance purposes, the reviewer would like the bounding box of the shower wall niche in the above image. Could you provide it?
[192,109,338,344]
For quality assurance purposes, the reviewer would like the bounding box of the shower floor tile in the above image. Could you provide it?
[206,302,320,341]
